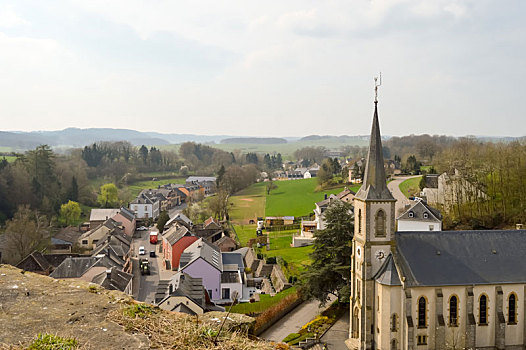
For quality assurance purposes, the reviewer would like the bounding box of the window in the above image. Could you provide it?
[375,210,386,236]
[408,211,414,218]
[508,293,517,324]
[429,225,434,231]
[222,288,230,300]
[417,335,427,345]
[391,339,398,350]
[391,314,398,332]
[207,290,213,298]
[358,209,362,233]
[479,295,488,325]
[92,239,98,244]
[423,212,429,219]
[352,307,360,338]
[449,296,458,326]
[418,297,427,328]
[82,240,88,245]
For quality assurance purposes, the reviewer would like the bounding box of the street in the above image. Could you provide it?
[133,229,161,303]
[387,175,419,215]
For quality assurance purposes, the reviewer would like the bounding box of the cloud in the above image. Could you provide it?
[0,4,29,28]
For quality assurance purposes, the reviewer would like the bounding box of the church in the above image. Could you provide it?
[346,95,526,349]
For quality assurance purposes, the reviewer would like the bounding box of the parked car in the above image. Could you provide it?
[137,226,148,231]
[139,246,146,255]
[149,251,156,258]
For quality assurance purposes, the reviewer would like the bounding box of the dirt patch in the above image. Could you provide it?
[239,198,254,202]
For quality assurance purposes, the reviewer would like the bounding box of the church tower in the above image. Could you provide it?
[348,83,396,349]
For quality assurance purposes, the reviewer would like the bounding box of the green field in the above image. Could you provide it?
[230,286,297,314]
[1,156,17,163]
[265,178,350,217]
[127,177,186,197]
[399,176,423,198]
[233,224,259,247]
[265,230,313,275]
[229,183,266,224]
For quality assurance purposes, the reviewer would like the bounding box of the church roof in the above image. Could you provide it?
[395,230,526,287]
[355,101,395,201]
[374,254,401,286]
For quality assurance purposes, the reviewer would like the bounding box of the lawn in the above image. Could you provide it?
[230,286,298,314]
[1,156,17,163]
[232,224,258,247]
[399,176,423,198]
[229,183,266,224]
[265,178,348,217]
[265,230,313,276]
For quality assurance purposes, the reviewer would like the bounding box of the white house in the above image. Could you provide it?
[130,190,164,219]
[397,199,442,231]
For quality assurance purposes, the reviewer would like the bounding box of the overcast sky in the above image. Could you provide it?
[0,0,525,137]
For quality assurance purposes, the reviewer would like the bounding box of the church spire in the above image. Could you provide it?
[355,77,394,201]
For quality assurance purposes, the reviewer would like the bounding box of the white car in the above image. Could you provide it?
[138,246,146,255]
[137,226,148,231]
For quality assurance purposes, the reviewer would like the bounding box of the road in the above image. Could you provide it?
[260,296,336,342]
[388,175,420,215]
[168,202,187,218]
[133,229,161,304]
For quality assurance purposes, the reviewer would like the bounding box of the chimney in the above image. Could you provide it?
[516,224,523,230]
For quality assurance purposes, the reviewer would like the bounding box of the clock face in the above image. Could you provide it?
[356,246,362,259]
[375,250,385,260]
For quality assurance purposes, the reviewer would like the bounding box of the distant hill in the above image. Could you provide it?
[220,137,287,144]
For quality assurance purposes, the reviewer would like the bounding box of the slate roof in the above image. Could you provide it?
[395,230,526,287]
[166,213,192,228]
[221,252,244,270]
[373,254,401,286]
[186,176,216,183]
[397,200,442,222]
[54,227,82,244]
[164,225,191,246]
[355,101,395,201]
[50,257,100,278]
[51,237,73,246]
[118,207,135,222]
[91,267,133,292]
[16,251,52,272]
[180,238,222,272]
[157,272,206,311]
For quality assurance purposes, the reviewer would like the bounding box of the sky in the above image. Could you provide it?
[0,0,525,137]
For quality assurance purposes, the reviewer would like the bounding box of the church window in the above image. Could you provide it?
[375,209,386,237]
[417,335,427,345]
[479,295,488,325]
[352,307,360,338]
[391,339,398,350]
[358,209,362,233]
[391,313,398,332]
[449,295,458,326]
[418,297,427,328]
[508,293,517,324]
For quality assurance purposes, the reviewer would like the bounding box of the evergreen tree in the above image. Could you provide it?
[67,176,79,202]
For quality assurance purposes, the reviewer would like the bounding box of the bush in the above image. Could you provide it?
[282,333,301,343]
[257,253,264,260]
[29,333,78,350]
[265,256,277,264]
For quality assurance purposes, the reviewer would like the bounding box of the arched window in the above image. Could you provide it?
[509,293,517,324]
[391,339,398,350]
[391,313,398,332]
[358,209,362,233]
[449,296,458,326]
[418,297,426,328]
[375,209,386,236]
[352,307,360,338]
[479,295,488,324]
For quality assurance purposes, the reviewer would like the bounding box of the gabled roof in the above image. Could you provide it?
[166,213,193,228]
[16,251,52,272]
[337,188,356,200]
[204,217,221,230]
[180,238,222,272]
[397,200,442,223]
[118,207,135,222]
[91,267,133,292]
[90,209,120,222]
[355,101,395,201]
[50,257,100,278]
[395,230,526,287]
[164,225,192,246]
[373,254,401,286]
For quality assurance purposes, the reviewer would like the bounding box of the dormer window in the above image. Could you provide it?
[408,212,414,218]
[423,212,429,219]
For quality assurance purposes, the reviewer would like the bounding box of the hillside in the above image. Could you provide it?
[0,265,273,350]
[221,137,287,144]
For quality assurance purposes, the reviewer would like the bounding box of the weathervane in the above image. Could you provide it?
[374,72,382,103]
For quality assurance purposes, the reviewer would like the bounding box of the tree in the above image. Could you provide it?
[300,200,354,304]
[156,211,170,233]
[67,176,79,202]
[97,183,119,208]
[59,200,81,226]
[317,159,334,185]
[3,205,49,264]
[207,190,230,220]
[266,179,278,195]
[139,145,149,165]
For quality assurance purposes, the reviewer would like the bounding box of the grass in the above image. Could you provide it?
[230,286,297,314]
[265,178,348,217]
[399,176,423,198]
[229,183,266,224]
[1,156,16,163]
[232,224,258,247]
[28,333,78,350]
[265,230,313,275]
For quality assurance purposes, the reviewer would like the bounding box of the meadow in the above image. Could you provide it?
[1,156,17,163]
[399,176,423,198]
[229,183,266,224]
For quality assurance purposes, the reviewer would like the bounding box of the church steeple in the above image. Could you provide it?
[355,92,394,201]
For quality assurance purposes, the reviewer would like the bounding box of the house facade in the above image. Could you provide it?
[397,200,442,231]
[111,207,136,237]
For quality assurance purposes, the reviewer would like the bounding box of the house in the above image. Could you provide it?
[192,217,224,243]
[78,218,124,249]
[48,237,73,253]
[130,189,166,220]
[304,165,320,179]
[91,267,133,295]
[421,171,487,209]
[179,239,222,301]
[111,207,136,237]
[337,187,356,204]
[54,226,83,246]
[186,176,217,195]
[214,235,237,252]
[397,199,442,231]
[165,212,193,229]
[89,208,120,230]
[162,225,198,270]
[221,252,246,302]
[91,229,132,273]
[347,97,526,350]
[16,251,53,275]
[156,272,224,315]
[313,194,338,230]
